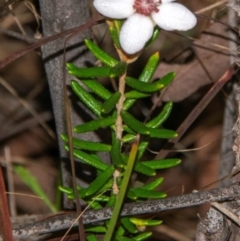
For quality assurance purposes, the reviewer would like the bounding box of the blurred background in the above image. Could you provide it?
[0,0,237,240]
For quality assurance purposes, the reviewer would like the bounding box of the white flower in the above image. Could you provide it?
[93,0,197,54]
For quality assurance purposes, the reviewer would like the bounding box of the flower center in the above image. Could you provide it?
[133,0,160,16]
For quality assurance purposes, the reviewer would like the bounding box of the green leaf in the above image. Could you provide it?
[58,186,73,194]
[67,63,111,78]
[88,201,103,210]
[130,218,162,227]
[123,99,135,111]
[121,217,138,234]
[139,52,160,83]
[116,226,125,236]
[133,232,152,241]
[85,226,107,233]
[72,149,109,171]
[13,165,57,212]
[115,236,133,241]
[121,110,149,135]
[140,177,164,190]
[106,193,116,207]
[110,62,127,77]
[109,20,123,49]
[145,27,160,48]
[122,134,136,143]
[148,128,178,138]
[109,26,121,49]
[126,72,175,93]
[82,79,112,100]
[68,62,126,78]
[111,134,124,167]
[74,118,115,133]
[84,166,114,197]
[102,92,121,114]
[130,188,166,199]
[137,141,149,160]
[61,135,111,152]
[157,72,176,87]
[126,77,165,93]
[87,234,99,241]
[93,194,109,202]
[113,20,123,34]
[134,163,156,176]
[85,39,119,67]
[125,90,150,99]
[71,80,101,116]
[146,102,173,128]
[141,158,181,170]
[127,188,137,200]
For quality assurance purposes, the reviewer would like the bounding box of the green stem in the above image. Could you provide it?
[104,139,139,241]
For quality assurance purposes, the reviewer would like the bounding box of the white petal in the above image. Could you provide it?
[119,14,154,54]
[93,0,135,19]
[152,3,197,31]
[161,0,175,3]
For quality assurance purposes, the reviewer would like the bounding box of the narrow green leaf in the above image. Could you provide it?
[93,195,109,202]
[61,135,111,152]
[115,226,125,236]
[82,79,112,100]
[148,128,178,138]
[131,188,166,199]
[157,72,176,87]
[125,91,150,99]
[121,111,149,135]
[111,134,124,167]
[121,217,138,234]
[140,177,164,190]
[145,27,160,48]
[123,99,135,111]
[122,134,136,143]
[106,193,116,207]
[84,39,119,67]
[123,52,159,111]
[137,141,149,160]
[127,188,137,200]
[13,165,57,212]
[74,118,115,133]
[134,163,156,176]
[84,166,114,196]
[141,159,181,170]
[72,149,109,171]
[88,201,102,210]
[87,234,99,241]
[109,26,121,49]
[67,63,111,78]
[85,226,106,233]
[126,77,165,93]
[139,52,160,83]
[113,20,123,34]
[110,62,127,77]
[130,218,162,226]
[115,236,133,241]
[71,80,101,116]
[102,92,121,114]
[133,232,152,241]
[58,186,72,194]
[146,102,173,128]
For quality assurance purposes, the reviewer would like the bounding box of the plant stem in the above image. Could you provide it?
[104,140,139,241]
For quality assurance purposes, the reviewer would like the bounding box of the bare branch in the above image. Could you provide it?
[9,183,240,240]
